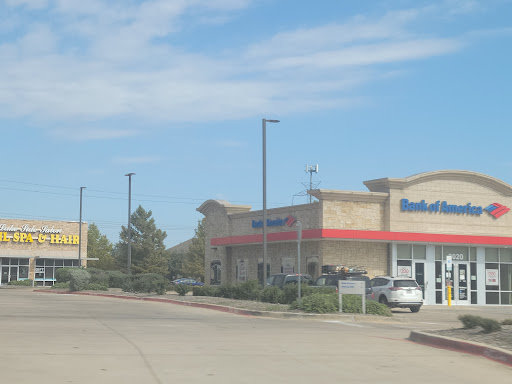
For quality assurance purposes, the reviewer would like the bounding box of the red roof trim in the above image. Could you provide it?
[210,229,512,246]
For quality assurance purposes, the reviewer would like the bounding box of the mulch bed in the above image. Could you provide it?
[429,326,512,352]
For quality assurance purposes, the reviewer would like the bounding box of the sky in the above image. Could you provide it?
[0,0,511,248]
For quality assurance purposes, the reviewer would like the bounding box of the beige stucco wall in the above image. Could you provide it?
[388,179,512,236]
[321,200,385,230]
[319,240,388,278]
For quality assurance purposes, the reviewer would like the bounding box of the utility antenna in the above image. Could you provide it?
[305,164,319,203]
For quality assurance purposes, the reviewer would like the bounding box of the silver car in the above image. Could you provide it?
[368,276,423,312]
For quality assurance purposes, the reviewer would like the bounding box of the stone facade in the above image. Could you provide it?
[198,170,512,290]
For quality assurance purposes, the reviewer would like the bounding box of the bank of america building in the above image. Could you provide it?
[199,170,512,306]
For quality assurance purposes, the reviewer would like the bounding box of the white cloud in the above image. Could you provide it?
[0,0,503,136]
[112,156,162,164]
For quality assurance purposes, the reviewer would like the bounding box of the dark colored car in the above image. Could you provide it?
[266,273,313,289]
[171,278,204,286]
[312,274,371,294]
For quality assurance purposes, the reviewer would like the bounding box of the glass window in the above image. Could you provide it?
[2,258,10,265]
[45,267,54,279]
[485,248,499,262]
[397,244,412,259]
[19,259,29,265]
[413,245,426,260]
[486,292,499,304]
[19,266,29,279]
[394,280,418,288]
[485,263,499,291]
[45,259,54,266]
[435,246,442,260]
[500,264,512,292]
[444,246,468,261]
[470,248,477,262]
[10,258,18,265]
[36,259,44,266]
[55,260,64,266]
[501,293,512,305]
[64,260,73,267]
[500,249,512,263]
[470,263,477,291]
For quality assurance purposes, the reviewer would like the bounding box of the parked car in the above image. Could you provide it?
[367,276,423,312]
[312,274,371,294]
[266,273,313,289]
[171,278,204,286]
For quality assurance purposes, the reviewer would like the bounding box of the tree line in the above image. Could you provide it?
[87,205,204,281]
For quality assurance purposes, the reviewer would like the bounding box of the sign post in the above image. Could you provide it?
[338,280,366,314]
[446,255,452,307]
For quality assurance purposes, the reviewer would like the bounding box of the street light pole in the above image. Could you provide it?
[78,187,86,268]
[297,220,303,304]
[262,118,280,288]
[125,173,135,274]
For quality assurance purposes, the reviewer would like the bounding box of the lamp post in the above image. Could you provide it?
[78,187,86,268]
[262,118,280,288]
[125,173,135,274]
[296,220,303,304]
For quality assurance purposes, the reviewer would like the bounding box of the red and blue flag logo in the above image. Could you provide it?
[285,215,297,227]
[484,203,510,219]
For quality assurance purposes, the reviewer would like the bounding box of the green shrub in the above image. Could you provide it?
[174,284,190,296]
[86,283,109,291]
[85,268,109,286]
[501,319,512,325]
[7,279,33,286]
[281,283,313,304]
[56,267,76,283]
[52,282,70,290]
[233,280,262,301]
[366,300,392,317]
[458,315,481,329]
[192,286,218,296]
[124,273,169,295]
[69,269,91,291]
[106,270,130,288]
[291,292,338,313]
[261,286,285,303]
[480,318,502,333]
[458,315,502,333]
[216,284,237,299]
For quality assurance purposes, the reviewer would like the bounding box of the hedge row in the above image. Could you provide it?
[192,280,391,316]
[458,314,502,333]
[55,267,169,295]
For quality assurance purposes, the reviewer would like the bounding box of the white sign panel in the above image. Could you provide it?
[397,265,412,278]
[446,255,453,271]
[237,260,246,282]
[338,280,365,295]
[486,269,499,286]
[35,267,44,273]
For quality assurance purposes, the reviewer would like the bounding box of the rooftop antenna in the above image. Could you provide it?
[305,164,319,203]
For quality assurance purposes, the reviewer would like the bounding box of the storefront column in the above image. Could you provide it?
[390,243,397,276]
[476,247,486,305]
[425,245,436,305]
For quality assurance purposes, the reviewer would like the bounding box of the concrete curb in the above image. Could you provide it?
[409,331,512,367]
[32,289,398,323]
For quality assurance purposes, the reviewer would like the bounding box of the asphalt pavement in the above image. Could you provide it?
[0,289,511,383]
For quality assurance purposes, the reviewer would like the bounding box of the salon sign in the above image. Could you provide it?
[0,224,79,245]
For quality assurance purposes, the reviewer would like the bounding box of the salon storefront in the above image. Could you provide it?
[0,219,87,286]
[198,170,512,305]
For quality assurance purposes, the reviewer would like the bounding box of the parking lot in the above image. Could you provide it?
[1,289,511,383]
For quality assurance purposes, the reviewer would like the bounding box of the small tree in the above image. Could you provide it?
[182,220,205,281]
[87,223,115,270]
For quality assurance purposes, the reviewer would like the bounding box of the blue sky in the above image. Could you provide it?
[0,0,511,248]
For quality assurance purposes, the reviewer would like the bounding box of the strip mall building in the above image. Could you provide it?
[0,219,87,286]
[198,170,512,306]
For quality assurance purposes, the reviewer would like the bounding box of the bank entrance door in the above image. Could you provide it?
[445,262,470,305]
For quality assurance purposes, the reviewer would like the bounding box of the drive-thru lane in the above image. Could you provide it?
[0,289,510,383]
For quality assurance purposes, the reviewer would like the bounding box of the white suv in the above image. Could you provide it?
[368,276,423,312]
